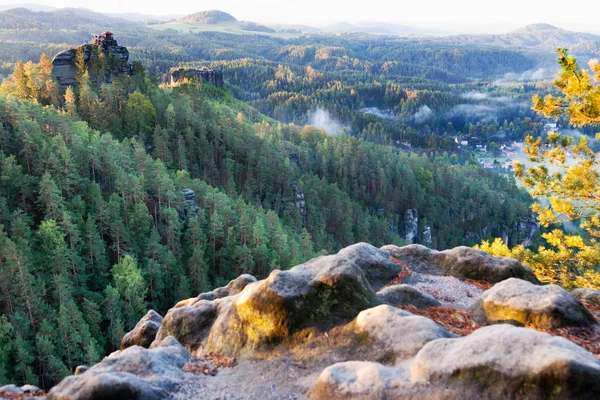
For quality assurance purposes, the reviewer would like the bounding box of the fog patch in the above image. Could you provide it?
[308,108,343,136]
[494,68,554,84]
[414,105,433,123]
[446,104,497,122]
[461,92,523,105]
[360,107,394,120]
[461,92,489,100]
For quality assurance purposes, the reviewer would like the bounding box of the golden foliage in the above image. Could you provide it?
[479,49,600,290]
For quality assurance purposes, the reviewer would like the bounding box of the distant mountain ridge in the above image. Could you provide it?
[437,23,600,55]
[178,10,237,24]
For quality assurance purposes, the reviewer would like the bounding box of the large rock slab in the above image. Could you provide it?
[204,253,382,354]
[572,288,600,306]
[151,297,222,355]
[377,284,441,309]
[312,324,600,399]
[382,244,539,284]
[354,305,455,361]
[412,324,600,399]
[337,243,401,290]
[154,245,391,356]
[471,278,596,329]
[120,310,163,350]
[47,337,189,400]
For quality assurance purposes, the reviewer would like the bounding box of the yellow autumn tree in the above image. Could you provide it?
[477,49,600,290]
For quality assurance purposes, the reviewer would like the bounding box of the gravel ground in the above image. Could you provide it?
[173,356,329,400]
[406,273,484,310]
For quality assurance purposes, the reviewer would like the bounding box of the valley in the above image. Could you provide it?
[0,3,599,398]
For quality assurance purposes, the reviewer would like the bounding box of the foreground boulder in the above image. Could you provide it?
[121,310,163,350]
[472,278,596,329]
[411,324,600,399]
[48,337,189,400]
[383,244,539,284]
[312,324,600,399]
[310,361,407,399]
[377,284,441,309]
[572,288,600,306]
[203,251,383,354]
[337,243,401,290]
[154,244,392,355]
[354,305,455,361]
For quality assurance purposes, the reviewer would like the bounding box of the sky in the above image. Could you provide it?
[1,0,599,33]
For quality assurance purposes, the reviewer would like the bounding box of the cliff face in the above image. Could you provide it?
[52,34,133,92]
[170,67,224,88]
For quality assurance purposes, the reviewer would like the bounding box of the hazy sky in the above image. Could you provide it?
[1,0,599,32]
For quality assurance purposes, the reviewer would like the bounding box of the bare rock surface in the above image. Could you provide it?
[411,324,600,399]
[354,305,455,361]
[310,361,409,400]
[120,309,163,350]
[382,244,539,283]
[377,284,441,309]
[198,274,257,300]
[46,243,600,400]
[47,337,190,400]
[472,278,596,329]
[312,324,600,399]
[337,243,401,290]
[573,288,600,306]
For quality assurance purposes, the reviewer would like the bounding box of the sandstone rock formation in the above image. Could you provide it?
[170,67,224,88]
[353,305,455,361]
[383,244,539,283]
[472,277,596,329]
[47,337,189,400]
[197,274,257,300]
[573,288,600,306]
[377,284,441,309]
[46,243,600,400]
[52,32,133,92]
[312,324,600,399]
[120,310,163,350]
[404,209,418,242]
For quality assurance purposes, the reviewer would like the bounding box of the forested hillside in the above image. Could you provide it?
[0,43,536,388]
[0,8,562,150]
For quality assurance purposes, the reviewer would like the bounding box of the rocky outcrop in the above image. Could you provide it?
[354,305,455,361]
[310,361,406,400]
[48,243,600,400]
[47,337,189,400]
[170,67,224,88]
[573,288,600,306]
[377,284,441,309]
[181,189,200,218]
[198,274,257,300]
[52,33,133,92]
[312,324,600,399]
[153,243,393,356]
[404,209,418,243]
[383,244,539,284]
[422,225,432,247]
[472,278,596,329]
[411,324,600,399]
[120,310,163,350]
